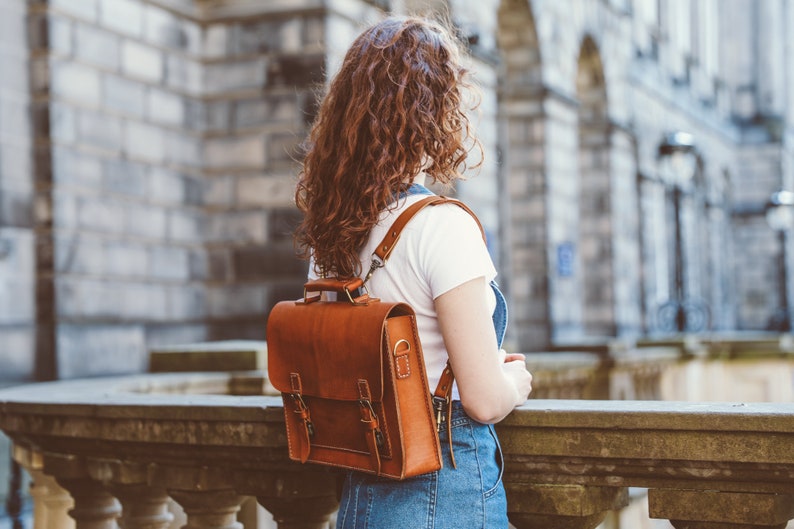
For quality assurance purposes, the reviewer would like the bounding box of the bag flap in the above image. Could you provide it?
[267,299,413,401]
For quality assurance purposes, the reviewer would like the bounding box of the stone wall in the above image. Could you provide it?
[0,0,36,382]
[8,0,325,380]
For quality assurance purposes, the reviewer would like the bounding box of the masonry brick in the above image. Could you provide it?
[49,101,76,143]
[53,233,104,275]
[125,121,167,163]
[104,240,148,277]
[201,176,233,207]
[51,61,101,104]
[167,285,207,320]
[143,4,186,49]
[206,284,267,318]
[119,282,169,320]
[235,174,295,207]
[167,210,204,243]
[0,327,35,380]
[57,323,146,379]
[102,74,146,117]
[78,196,126,234]
[103,158,148,197]
[204,135,265,170]
[203,59,266,95]
[187,248,208,280]
[266,54,324,88]
[48,15,74,55]
[207,211,267,243]
[145,323,208,349]
[165,55,202,95]
[149,245,190,280]
[185,99,231,132]
[75,23,119,70]
[165,133,201,167]
[121,41,163,83]
[0,190,34,228]
[50,0,98,23]
[234,95,299,128]
[99,0,144,37]
[77,109,124,153]
[268,208,302,242]
[146,88,184,127]
[232,244,303,279]
[148,167,185,204]
[202,24,228,59]
[125,203,168,239]
[51,146,103,188]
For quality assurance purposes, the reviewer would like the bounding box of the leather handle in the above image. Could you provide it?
[302,277,367,304]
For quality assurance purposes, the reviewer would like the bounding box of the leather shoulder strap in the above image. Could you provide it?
[373,195,486,264]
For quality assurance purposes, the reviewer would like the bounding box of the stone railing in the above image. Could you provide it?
[2,368,794,529]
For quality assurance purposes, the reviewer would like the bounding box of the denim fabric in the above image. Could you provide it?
[335,402,508,529]
[491,281,507,349]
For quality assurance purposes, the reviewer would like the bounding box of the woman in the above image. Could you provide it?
[295,15,533,529]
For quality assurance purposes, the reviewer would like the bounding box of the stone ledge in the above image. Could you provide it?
[149,339,267,372]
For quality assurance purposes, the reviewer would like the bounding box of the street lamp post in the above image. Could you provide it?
[656,132,707,333]
[765,190,794,332]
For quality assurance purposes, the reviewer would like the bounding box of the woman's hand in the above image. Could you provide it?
[501,354,533,407]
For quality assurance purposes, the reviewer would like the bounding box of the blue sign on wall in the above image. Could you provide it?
[557,242,575,277]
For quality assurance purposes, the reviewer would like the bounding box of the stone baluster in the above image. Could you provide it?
[43,453,121,529]
[169,489,245,529]
[28,469,76,529]
[649,490,794,529]
[13,444,75,529]
[506,484,628,529]
[56,478,121,529]
[112,484,173,529]
[249,469,339,529]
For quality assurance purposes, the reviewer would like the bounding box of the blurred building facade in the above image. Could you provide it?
[0,0,793,521]
[2,0,792,382]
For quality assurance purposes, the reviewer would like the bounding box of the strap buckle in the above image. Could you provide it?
[432,396,449,432]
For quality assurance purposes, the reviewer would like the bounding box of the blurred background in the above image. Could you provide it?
[0,0,792,526]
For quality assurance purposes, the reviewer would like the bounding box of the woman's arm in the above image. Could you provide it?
[435,276,533,423]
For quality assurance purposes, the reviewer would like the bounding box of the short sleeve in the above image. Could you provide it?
[416,204,497,299]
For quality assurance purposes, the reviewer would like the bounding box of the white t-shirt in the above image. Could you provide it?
[309,194,498,400]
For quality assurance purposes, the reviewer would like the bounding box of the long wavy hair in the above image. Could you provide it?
[295,15,481,279]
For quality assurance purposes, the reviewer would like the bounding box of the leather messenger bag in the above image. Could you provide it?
[267,196,480,479]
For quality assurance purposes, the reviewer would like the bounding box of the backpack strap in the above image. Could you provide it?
[365,194,486,470]
[364,195,486,283]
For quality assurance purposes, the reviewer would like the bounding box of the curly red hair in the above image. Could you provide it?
[295,15,481,278]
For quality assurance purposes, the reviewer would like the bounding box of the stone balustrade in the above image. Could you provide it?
[1,367,794,529]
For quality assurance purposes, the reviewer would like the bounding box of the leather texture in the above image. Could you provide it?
[267,298,442,479]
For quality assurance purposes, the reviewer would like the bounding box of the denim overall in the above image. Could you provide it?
[336,184,510,529]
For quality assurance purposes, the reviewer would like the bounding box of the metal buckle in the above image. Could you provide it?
[363,257,384,284]
[292,393,314,437]
[432,396,448,432]
[359,399,384,447]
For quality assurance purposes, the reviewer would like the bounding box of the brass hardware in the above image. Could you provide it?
[393,339,410,356]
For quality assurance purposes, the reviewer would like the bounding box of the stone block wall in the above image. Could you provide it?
[8,0,325,379]
[0,0,36,381]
